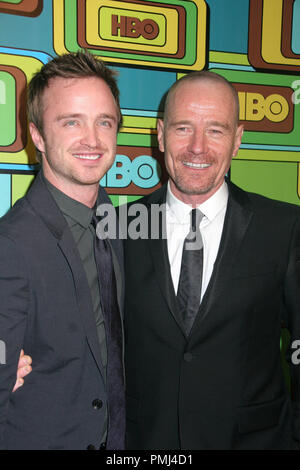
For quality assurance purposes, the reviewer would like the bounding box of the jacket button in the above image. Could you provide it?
[86,444,96,450]
[183,352,194,362]
[99,442,106,450]
[92,398,103,410]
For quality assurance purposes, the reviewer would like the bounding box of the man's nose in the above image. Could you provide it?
[80,124,99,148]
[187,128,207,154]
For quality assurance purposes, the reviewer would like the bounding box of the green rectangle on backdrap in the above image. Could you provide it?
[117,132,156,147]
[231,160,300,206]
[0,71,16,147]
[0,0,23,4]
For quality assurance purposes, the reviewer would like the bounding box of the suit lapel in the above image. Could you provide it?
[26,172,106,376]
[145,185,186,333]
[149,237,183,328]
[189,181,253,339]
[57,230,105,374]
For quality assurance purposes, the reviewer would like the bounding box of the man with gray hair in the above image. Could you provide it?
[124,71,300,450]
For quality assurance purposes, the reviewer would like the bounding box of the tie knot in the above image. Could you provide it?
[92,213,108,240]
[190,208,203,231]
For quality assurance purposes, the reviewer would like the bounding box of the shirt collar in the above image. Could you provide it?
[166,180,228,224]
[45,177,94,229]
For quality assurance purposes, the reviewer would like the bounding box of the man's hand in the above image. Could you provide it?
[13,349,32,392]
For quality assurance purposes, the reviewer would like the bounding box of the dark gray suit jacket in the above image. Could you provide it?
[124,181,300,450]
[0,171,125,450]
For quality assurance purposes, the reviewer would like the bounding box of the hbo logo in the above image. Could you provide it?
[101,154,161,189]
[111,15,159,40]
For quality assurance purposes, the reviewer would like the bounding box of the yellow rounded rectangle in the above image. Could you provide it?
[100,7,166,46]
[261,0,300,66]
[86,0,178,55]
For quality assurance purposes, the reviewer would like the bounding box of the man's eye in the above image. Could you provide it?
[99,120,112,128]
[64,120,77,127]
[210,129,222,135]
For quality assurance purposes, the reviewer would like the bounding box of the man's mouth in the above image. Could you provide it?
[73,154,102,160]
[183,161,211,169]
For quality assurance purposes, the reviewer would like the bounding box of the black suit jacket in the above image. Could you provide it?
[0,172,125,450]
[124,181,300,450]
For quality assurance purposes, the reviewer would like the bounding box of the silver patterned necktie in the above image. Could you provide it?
[177,208,204,336]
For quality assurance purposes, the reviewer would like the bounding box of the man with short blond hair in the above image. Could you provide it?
[0,51,125,450]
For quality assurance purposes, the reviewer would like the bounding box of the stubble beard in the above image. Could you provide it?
[171,173,215,197]
[170,155,217,197]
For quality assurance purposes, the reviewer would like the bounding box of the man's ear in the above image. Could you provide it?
[29,123,45,155]
[232,124,244,158]
[157,119,165,153]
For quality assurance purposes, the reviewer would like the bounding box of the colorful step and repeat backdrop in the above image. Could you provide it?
[0,0,300,214]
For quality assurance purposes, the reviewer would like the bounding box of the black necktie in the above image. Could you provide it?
[177,208,204,336]
[92,214,125,450]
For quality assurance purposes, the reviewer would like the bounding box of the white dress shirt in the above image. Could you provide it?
[166,181,229,300]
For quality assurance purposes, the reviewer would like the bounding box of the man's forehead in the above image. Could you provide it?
[174,78,232,100]
[41,76,114,107]
[41,77,80,103]
[167,78,238,123]
[45,75,106,91]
